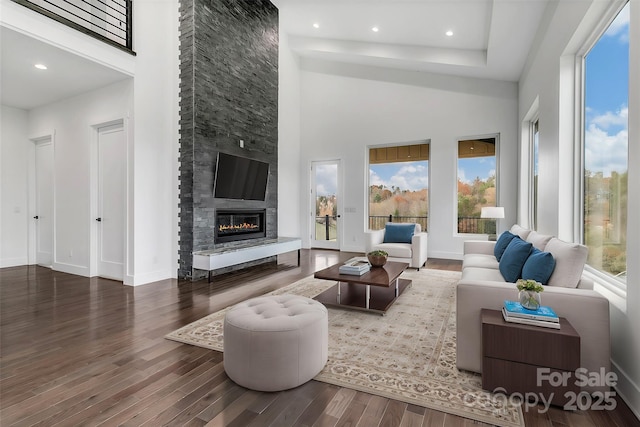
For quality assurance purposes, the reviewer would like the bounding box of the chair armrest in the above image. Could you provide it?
[365,229,385,252]
[411,232,428,268]
[463,240,496,256]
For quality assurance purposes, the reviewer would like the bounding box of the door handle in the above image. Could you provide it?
[33,215,39,219]
[96,218,102,222]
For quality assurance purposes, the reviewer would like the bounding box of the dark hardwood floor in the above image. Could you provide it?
[1,250,637,426]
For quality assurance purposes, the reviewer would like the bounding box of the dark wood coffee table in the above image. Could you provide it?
[313,260,411,315]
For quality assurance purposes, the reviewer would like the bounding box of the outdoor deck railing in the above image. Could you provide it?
[368,215,428,231]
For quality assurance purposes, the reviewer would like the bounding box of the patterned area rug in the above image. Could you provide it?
[166,269,524,427]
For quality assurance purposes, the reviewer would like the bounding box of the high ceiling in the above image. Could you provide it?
[1,0,549,111]
[274,0,549,81]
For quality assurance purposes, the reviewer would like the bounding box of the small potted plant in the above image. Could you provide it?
[367,250,388,267]
[516,279,544,310]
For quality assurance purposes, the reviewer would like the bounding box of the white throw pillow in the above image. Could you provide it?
[545,238,588,288]
[510,224,531,240]
[526,230,554,251]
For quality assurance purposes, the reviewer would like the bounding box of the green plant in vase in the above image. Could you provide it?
[367,250,388,267]
[516,279,544,310]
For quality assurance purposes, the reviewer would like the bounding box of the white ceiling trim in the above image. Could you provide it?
[289,35,487,69]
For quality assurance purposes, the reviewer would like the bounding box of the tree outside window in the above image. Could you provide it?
[584,3,628,282]
[457,137,497,234]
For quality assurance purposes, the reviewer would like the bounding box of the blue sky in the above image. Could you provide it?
[584,3,629,177]
[370,161,429,191]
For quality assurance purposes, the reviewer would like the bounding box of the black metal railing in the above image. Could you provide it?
[457,217,496,234]
[315,215,337,241]
[13,0,134,54]
[369,215,428,232]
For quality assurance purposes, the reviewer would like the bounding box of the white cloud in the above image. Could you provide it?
[370,163,428,191]
[590,106,627,130]
[369,169,385,187]
[458,168,468,184]
[585,106,628,177]
[315,164,337,196]
[604,4,629,43]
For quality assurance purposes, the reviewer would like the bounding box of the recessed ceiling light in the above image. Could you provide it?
[445,30,454,37]
[313,23,320,29]
[34,63,48,70]
[372,26,379,32]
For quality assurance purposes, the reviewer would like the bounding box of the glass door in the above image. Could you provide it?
[310,160,341,249]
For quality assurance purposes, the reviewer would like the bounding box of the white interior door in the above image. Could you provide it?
[35,139,53,267]
[97,123,125,280]
[310,160,341,250]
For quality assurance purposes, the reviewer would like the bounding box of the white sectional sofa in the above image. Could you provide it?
[456,225,611,393]
[365,223,428,270]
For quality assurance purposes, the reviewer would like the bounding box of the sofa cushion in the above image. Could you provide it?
[494,231,516,261]
[383,223,415,244]
[525,231,554,251]
[463,254,499,270]
[461,266,505,282]
[373,243,412,258]
[499,237,533,282]
[510,224,532,240]
[545,238,588,288]
[521,248,556,284]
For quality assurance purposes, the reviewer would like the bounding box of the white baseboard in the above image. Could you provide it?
[0,257,28,268]
[612,359,640,421]
[124,268,174,286]
[53,262,90,277]
[340,244,365,253]
[428,251,463,261]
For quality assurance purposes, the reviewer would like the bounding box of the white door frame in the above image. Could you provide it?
[309,159,343,250]
[89,118,128,279]
[27,132,56,266]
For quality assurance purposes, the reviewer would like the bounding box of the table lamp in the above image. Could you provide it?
[481,206,504,240]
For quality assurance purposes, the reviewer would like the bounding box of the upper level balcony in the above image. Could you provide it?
[11,0,134,54]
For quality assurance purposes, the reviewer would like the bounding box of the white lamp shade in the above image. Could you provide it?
[481,206,505,219]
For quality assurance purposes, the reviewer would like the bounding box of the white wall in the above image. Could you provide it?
[295,59,518,258]
[129,0,179,285]
[2,0,180,285]
[27,80,133,276]
[0,106,29,267]
[278,33,302,238]
[519,0,640,417]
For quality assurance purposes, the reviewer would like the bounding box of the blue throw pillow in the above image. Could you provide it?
[522,248,556,285]
[499,237,533,282]
[383,223,415,244]
[494,231,516,261]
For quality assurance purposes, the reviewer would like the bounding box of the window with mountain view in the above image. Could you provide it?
[583,2,628,283]
[457,137,498,234]
[369,144,429,231]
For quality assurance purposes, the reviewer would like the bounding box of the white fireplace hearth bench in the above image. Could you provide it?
[192,237,302,282]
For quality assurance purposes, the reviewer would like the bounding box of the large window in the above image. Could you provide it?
[531,120,539,230]
[457,136,498,234]
[583,3,628,282]
[369,143,429,231]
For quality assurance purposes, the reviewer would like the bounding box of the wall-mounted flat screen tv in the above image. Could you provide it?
[213,152,269,201]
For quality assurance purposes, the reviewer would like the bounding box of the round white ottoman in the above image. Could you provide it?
[223,294,328,392]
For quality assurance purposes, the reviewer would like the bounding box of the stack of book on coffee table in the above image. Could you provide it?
[501,300,560,329]
[338,259,371,276]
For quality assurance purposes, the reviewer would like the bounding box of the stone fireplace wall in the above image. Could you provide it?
[178,0,278,279]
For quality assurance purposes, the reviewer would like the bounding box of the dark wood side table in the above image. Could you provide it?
[481,309,580,407]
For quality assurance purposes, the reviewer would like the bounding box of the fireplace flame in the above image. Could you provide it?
[219,222,259,233]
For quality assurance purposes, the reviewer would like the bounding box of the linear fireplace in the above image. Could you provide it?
[215,209,266,243]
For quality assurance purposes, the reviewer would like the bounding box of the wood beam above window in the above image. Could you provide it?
[369,143,429,164]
